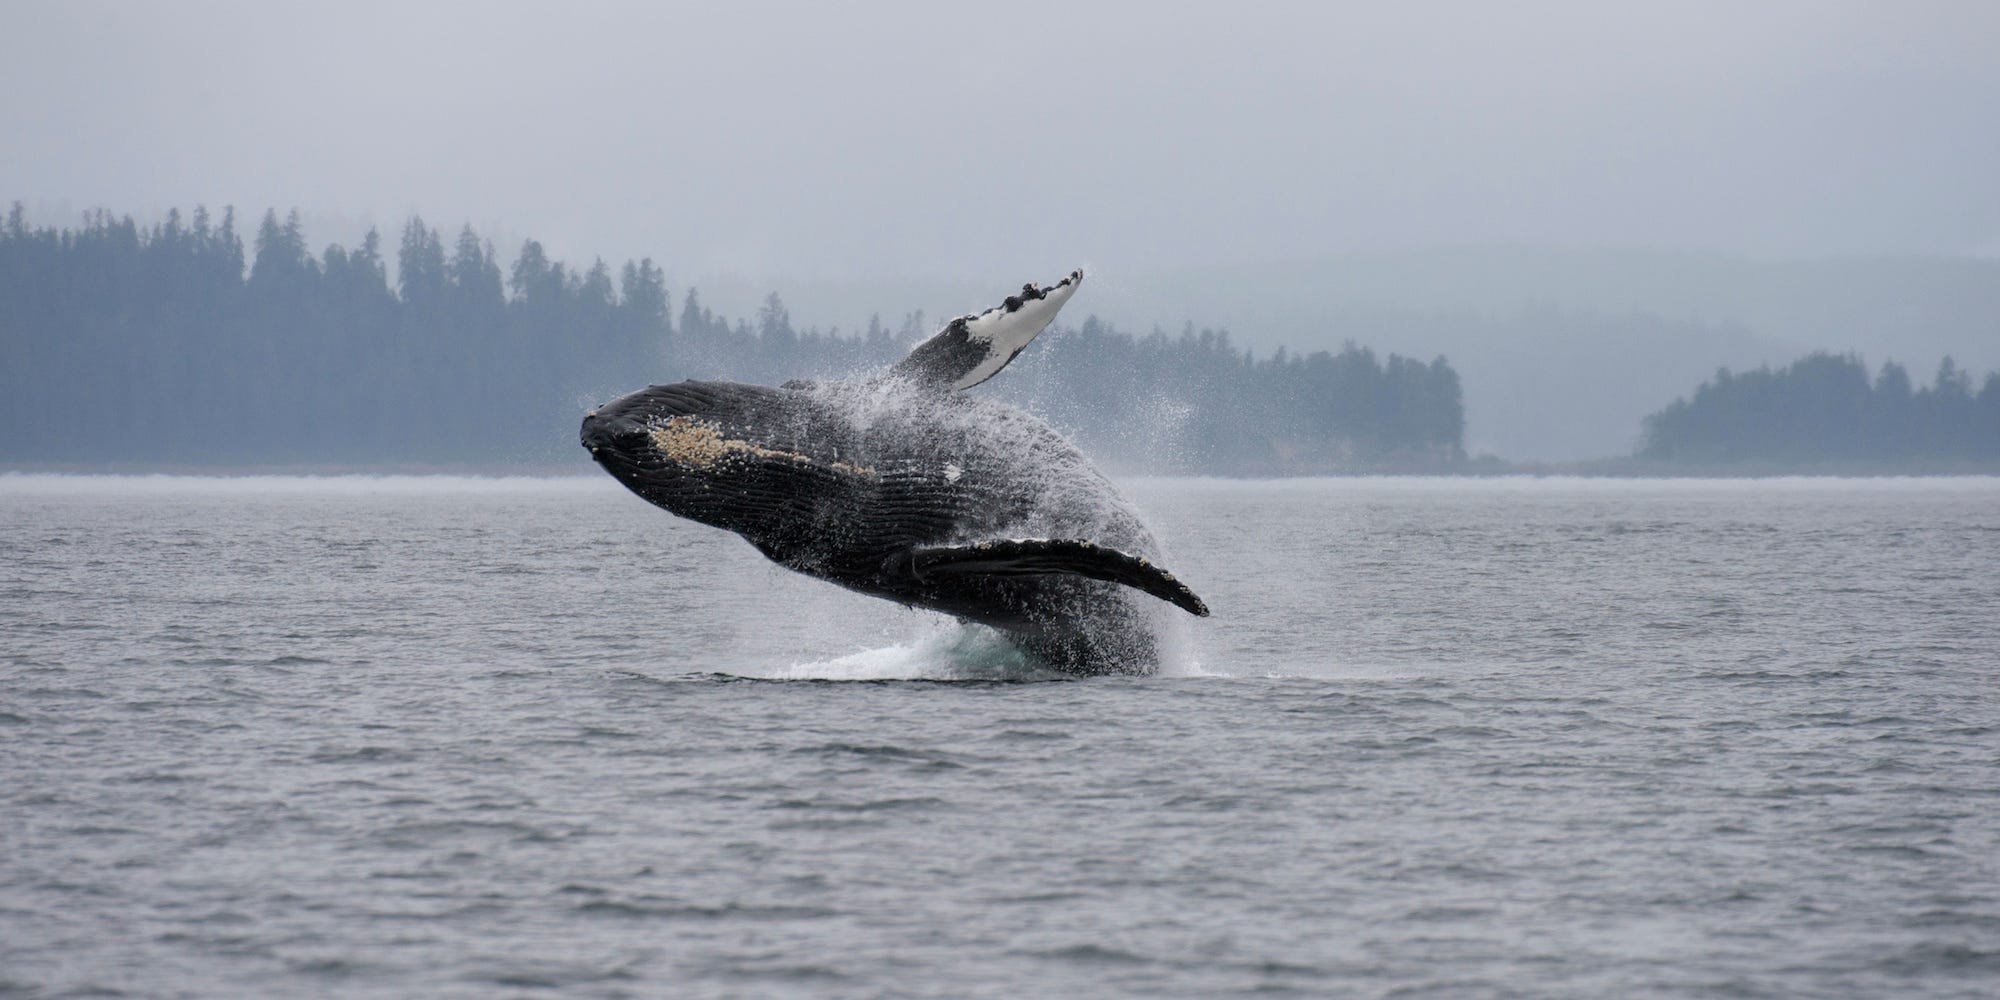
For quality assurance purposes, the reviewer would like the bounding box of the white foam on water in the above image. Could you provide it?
[766,623,1068,682]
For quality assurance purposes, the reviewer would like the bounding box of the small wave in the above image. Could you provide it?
[789,743,967,769]
[1025,943,1155,966]
[765,817,886,832]
[706,962,851,984]
[770,795,949,813]
[1877,941,2000,975]
[575,900,836,921]
[988,891,1090,904]
[309,746,415,764]
[988,728,1072,743]
[287,957,378,978]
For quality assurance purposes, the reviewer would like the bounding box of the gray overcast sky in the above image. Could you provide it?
[7,0,1999,282]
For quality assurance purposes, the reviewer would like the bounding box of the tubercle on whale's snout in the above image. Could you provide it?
[579,409,617,457]
[646,415,879,477]
[581,381,724,456]
[582,400,880,484]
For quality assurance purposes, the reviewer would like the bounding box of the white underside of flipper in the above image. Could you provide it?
[889,270,1084,391]
[947,271,1084,390]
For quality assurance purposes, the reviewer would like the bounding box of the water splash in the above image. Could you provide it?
[1149,606,1209,677]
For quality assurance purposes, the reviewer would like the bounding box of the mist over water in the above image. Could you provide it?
[5,475,1997,997]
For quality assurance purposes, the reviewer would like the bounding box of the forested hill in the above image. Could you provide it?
[1639,353,2000,466]
[0,204,1464,473]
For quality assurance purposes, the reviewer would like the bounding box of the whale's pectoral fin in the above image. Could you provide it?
[890,270,1085,391]
[891,537,1209,617]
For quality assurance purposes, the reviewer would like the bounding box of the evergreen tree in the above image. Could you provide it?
[1640,352,1996,464]
[397,216,446,306]
[1,203,1483,472]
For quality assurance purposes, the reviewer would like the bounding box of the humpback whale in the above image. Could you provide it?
[579,270,1207,675]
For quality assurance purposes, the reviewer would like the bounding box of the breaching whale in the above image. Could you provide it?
[579,270,1207,675]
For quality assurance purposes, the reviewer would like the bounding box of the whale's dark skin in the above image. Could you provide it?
[579,271,1207,675]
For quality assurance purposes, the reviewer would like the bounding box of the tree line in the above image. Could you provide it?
[0,203,1464,471]
[1639,352,2000,464]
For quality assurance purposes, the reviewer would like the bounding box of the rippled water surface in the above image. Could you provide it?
[4,475,1998,998]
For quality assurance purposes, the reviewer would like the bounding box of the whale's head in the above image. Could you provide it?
[580,380,865,546]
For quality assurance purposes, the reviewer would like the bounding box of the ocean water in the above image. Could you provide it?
[3,474,1998,998]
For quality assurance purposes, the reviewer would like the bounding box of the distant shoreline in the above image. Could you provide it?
[1455,457,2000,479]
